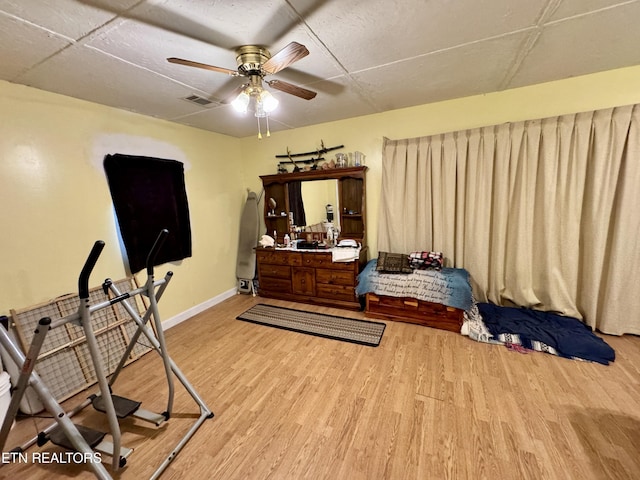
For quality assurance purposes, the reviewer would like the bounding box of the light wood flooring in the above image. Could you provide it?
[2,294,640,479]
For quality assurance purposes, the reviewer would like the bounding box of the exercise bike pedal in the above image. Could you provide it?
[91,393,167,426]
[46,423,106,450]
[91,394,141,418]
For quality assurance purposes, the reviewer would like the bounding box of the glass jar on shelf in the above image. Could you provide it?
[335,153,347,168]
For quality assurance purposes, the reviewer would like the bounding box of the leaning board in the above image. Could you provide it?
[7,277,151,413]
[236,191,260,291]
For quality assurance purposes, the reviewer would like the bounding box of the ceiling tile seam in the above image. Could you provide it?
[168,104,230,122]
[349,27,537,77]
[4,1,147,82]
[284,0,381,112]
[81,43,221,102]
[0,10,74,42]
[0,10,78,81]
[497,30,542,91]
[498,0,562,92]
[543,0,640,26]
[284,0,350,77]
[80,0,150,40]
[534,0,563,24]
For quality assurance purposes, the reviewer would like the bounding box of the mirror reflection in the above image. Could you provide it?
[298,180,340,230]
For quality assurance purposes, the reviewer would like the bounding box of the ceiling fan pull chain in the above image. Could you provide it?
[266,115,271,137]
[257,116,263,140]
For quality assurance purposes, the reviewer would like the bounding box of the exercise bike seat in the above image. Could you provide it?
[92,394,141,418]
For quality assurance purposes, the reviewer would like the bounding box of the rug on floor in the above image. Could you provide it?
[237,304,385,347]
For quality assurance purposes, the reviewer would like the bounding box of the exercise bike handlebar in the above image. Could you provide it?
[78,241,106,299]
[146,229,169,275]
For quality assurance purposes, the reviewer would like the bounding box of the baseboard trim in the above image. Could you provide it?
[162,287,237,330]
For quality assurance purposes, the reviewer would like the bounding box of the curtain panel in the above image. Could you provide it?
[378,105,640,335]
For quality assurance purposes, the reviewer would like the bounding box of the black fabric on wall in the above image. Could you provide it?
[103,154,192,273]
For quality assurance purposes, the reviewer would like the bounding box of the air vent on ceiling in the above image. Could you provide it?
[182,94,214,107]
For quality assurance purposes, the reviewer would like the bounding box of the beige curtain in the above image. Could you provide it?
[378,104,640,335]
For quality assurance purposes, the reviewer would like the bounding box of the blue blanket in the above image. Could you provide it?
[478,303,615,365]
[356,259,473,311]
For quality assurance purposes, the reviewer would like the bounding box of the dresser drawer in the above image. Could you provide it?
[259,277,292,294]
[258,264,291,279]
[301,253,355,270]
[316,268,354,286]
[300,252,330,268]
[316,284,356,302]
[257,250,302,266]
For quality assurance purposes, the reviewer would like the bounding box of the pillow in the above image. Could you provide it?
[409,251,443,270]
[376,251,412,274]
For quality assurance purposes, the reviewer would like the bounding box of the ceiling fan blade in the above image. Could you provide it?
[267,79,317,100]
[167,57,239,76]
[262,42,309,75]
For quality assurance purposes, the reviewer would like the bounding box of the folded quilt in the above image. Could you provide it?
[409,251,443,270]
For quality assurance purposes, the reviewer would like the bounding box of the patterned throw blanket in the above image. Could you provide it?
[356,259,473,311]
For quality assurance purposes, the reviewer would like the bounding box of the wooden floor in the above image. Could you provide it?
[2,294,640,479]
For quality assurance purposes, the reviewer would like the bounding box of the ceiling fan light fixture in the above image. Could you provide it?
[231,91,250,113]
[259,89,279,113]
[167,42,317,139]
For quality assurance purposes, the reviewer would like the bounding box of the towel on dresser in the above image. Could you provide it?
[332,246,360,263]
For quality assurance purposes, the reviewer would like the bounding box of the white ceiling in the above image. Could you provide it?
[2,0,640,138]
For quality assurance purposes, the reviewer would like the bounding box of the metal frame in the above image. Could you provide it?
[0,230,213,479]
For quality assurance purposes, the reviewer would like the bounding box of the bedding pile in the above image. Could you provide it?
[463,302,615,365]
[357,251,615,365]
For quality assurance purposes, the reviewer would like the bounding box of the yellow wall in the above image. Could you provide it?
[0,81,242,320]
[2,64,640,323]
[240,64,640,258]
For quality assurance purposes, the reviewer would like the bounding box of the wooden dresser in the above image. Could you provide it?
[256,247,367,310]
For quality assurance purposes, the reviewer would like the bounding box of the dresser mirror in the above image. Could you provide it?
[299,179,339,230]
[260,166,367,245]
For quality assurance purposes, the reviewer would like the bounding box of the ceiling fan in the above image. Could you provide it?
[167,42,317,137]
